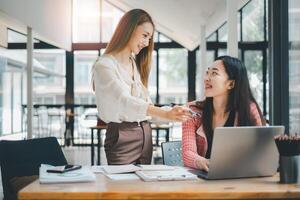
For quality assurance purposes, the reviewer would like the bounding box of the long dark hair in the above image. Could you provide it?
[200,56,265,140]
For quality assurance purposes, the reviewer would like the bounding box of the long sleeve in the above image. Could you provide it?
[92,57,149,123]
[182,117,204,169]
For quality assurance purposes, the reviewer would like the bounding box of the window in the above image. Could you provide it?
[207,32,217,42]
[159,49,188,104]
[44,97,54,104]
[206,51,215,66]
[12,73,22,133]
[0,49,26,134]
[33,49,66,104]
[289,0,300,133]
[100,49,106,55]
[8,29,27,43]
[148,51,157,103]
[242,0,264,41]
[218,23,227,42]
[0,48,66,135]
[195,50,215,100]
[159,33,172,43]
[7,29,39,43]
[218,49,227,57]
[244,50,264,110]
[72,0,100,42]
[153,31,159,43]
[1,72,12,135]
[101,0,124,42]
[74,51,98,104]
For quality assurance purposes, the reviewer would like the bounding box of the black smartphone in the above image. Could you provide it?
[46,165,82,173]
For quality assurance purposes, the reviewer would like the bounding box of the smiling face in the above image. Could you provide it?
[204,60,235,98]
[128,22,154,55]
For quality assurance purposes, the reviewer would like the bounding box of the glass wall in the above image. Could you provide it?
[289,0,300,133]
[0,49,26,135]
[72,0,123,43]
[205,0,268,117]
[101,0,123,42]
[195,50,215,100]
[244,50,264,109]
[159,33,172,43]
[158,49,188,104]
[72,0,189,105]
[242,0,264,41]
[148,51,157,103]
[218,49,227,57]
[71,0,267,110]
[218,23,228,42]
[0,68,13,135]
[74,51,98,104]
[33,49,66,104]
[72,0,100,42]
[0,29,66,136]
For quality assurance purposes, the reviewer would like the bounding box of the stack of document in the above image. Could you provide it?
[136,168,198,181]
[102,164,175,174]
[101,164,197,181]
[102,164,141,174]
[39,164,96,184]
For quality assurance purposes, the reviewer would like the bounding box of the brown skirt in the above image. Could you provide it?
[104,121,153,165]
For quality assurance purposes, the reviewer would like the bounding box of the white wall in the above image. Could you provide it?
[0,0,72,51]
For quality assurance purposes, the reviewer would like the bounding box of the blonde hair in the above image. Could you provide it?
[104,9,154,88]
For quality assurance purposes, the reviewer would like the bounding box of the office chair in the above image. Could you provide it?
[161,141,183,166]
[0,137,67,200]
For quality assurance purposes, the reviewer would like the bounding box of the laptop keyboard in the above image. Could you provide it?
[188,169,208,179]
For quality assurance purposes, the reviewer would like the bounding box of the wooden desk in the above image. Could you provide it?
[19,174,300,200]
[90,125,107,165]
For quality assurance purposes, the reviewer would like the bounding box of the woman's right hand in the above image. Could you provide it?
[165,105,192,122]
[196,157,210,172]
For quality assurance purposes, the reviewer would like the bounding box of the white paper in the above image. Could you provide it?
[39,164,96,184]
[136,167,198,182]
[91,166,104,174]
[138,164,176,171]
[102,164,141,174]
[106,173,140,180]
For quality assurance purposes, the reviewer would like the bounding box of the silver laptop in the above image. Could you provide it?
[192,126,284,180]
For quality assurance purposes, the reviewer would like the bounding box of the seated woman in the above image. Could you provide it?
[182,56,265,171]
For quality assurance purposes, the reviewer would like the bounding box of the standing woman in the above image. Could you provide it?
[182,56,265,171]
[92,9,191,165]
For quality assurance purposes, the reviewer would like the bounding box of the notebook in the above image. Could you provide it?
[39,164,96,184]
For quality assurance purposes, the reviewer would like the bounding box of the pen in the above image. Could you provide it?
[189,109,201,117]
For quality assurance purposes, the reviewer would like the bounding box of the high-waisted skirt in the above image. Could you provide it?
[104,121,152,165]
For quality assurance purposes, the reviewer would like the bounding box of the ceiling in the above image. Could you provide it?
[108,0,249,51]
[0,0,249,51]
[0,0,72,51]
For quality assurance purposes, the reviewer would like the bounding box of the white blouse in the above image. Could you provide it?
[92,54,152,123]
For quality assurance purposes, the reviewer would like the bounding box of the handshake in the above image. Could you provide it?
[158,104,201,122]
